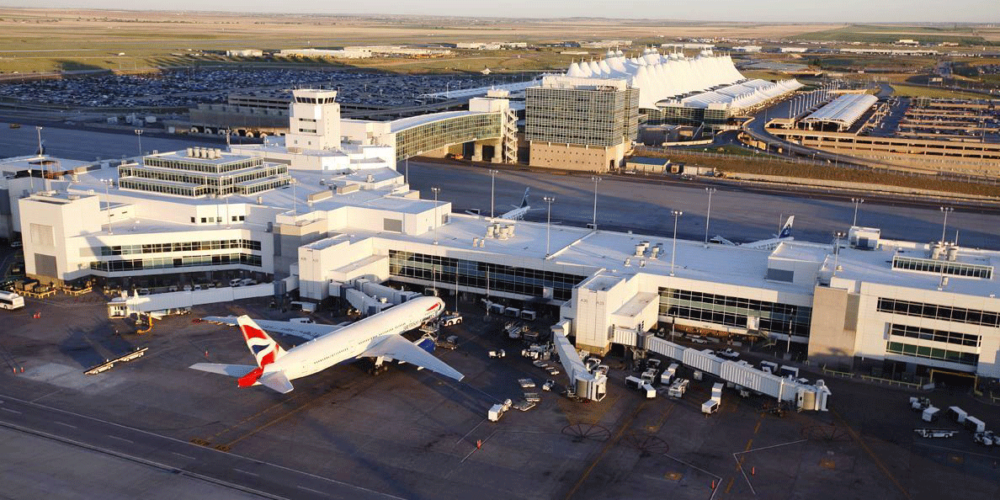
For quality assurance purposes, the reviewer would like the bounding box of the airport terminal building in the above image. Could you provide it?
[8,91,1000,382]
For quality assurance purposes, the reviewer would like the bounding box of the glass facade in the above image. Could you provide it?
[886,341,978,366]
[388,250,586,301]
[645,106,730,128]
[892,255,993,280]
[876,298,1000,328]
[889,323,980,348]
[90,253,261,272]
[395,113,502,162]
[658,287,812,336]
[100,239,261,256]
[525,86,639,147]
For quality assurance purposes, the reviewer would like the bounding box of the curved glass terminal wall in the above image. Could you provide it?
[394,113,503,162]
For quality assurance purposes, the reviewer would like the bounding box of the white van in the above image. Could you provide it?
[229,278,242,287]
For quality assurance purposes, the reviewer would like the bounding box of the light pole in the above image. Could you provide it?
[35,126,43,157]
[101,179,114,234]
[704,187,716,245]
[851,198,864,227]
[543,196,555,257]
[832,231,846,276]
[489,169,499,219]
[134,129,143,156]
[670,210,683,276]
[432,186,441,245]
[939,206,953,243]
[591,176,601,230]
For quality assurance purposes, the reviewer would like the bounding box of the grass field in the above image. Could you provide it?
[889,83,991,100]
[0,8,840,75]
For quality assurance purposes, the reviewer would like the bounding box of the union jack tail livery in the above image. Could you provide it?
[238,316,286,368]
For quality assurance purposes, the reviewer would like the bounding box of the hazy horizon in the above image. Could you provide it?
[0,1,997,24]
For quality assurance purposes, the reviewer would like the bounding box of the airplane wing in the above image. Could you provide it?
[258,370,294,394]
[189,363,257,377]
[361,335,464,382]
[201,316,341,340]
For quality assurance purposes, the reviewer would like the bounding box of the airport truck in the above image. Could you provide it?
[973,430,996,446]
[910,397,932,411]
[914,429,957,439]
[625,376,656,399]
[488,399,513,422]
[660,363,679,385]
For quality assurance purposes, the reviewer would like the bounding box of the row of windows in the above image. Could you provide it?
[525,87,639,146]
[892,256,993,280]
[658,288,813,337]
[143,157,262,174]
[90,253,261,272]
[886,341,978,366]
[192,215,246,224]
[389,250,585,302]
[121,165,288,188]
[889,323,980,348]
[877,298,1000,328]
[100,239,261,256]
[119,179,204,197]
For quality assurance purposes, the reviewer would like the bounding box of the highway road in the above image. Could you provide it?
[0,394,400,500]
[1,121,227,161]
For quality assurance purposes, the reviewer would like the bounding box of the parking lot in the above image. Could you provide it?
[0,68,510,110]
[0,291,998,499]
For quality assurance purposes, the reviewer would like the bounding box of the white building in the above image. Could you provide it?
[9,98,1000,383]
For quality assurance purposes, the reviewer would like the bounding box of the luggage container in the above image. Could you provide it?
[520,310,537,321]
[640,381,656,399]
[965,416,986,433]
[947,406,967,424]
[922,406,940,423]
[701,399,719,415]
[660,363,679,385]
[625,376,643,390]
[760,360,779,374]
[779,365,799,378]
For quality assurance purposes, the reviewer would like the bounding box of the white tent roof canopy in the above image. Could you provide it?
[801,94,878,129]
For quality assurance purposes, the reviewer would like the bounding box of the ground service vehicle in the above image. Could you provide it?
[0,291,25,311]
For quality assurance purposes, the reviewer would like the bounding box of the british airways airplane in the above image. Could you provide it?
[190,296,462,393]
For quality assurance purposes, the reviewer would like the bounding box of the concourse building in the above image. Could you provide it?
[7,90,999,384]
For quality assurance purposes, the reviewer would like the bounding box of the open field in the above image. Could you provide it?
[889,83,993,100]
[0,8,841,75]
[794,24,1000,45]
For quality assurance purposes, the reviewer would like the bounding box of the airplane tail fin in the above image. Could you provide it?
[237,315,286,369]
[778,215,794,239]
[519,187,530,208]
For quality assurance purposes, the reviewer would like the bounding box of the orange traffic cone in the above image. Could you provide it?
[476,440,482,450]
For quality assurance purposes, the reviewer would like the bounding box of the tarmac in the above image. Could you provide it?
[0,291,997,499]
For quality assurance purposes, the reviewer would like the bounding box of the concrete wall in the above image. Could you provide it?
[806,285,857,371]
[529,142,625,172]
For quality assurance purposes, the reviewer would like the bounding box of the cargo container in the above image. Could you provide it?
[922,406,940,422]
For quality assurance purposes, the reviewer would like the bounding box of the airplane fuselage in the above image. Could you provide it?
[263,296,444,381]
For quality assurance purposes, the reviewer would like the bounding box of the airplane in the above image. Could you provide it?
[710,215,794,250]
[189,296,463,393]
[499,187,532,221]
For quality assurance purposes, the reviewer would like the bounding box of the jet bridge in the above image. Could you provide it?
[552,320,607,401]
[624,330,830,411]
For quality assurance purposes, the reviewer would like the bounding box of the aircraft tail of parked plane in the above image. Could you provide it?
[499,188,533,220]
[710,215,794,250]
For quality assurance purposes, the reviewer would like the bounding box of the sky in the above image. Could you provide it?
[0,0,997,23]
